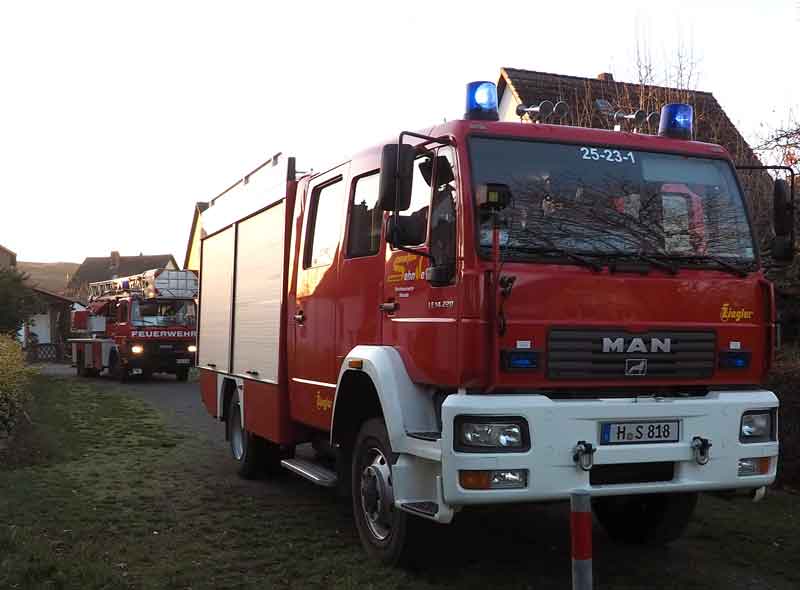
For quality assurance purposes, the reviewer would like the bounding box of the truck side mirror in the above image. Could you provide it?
[773,179,794,262]
[378,144,415,212]
[774,179,792,237]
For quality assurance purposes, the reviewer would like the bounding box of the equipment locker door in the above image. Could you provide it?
[289,166,349,430]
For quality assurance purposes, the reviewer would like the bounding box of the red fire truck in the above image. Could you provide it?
[197,82,792,564]
[71,269,198,381]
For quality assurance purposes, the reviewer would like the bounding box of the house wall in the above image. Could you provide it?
[28,313,52,344]
[498,89,520,123]
[186,224,203,271]
[0,248,16,269]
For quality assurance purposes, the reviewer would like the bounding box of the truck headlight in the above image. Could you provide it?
[455,417,529,452]
[187,345,197,353]
[740,410,774,443]
[131,344,144,355]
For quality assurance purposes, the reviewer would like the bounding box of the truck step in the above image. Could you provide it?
[280,458,338,487]
[399,501,439,517]
[407,431,441,441]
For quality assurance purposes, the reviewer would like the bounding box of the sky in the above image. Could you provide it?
[1,0,798,264]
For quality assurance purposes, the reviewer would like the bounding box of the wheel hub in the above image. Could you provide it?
[359,448,395,541]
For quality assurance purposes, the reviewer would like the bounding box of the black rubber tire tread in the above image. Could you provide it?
[351,417,431,567]
[226,393,282,479]
[593,492,698,545]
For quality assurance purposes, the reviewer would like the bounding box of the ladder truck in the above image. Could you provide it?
[71,269,198,381]
[196,81,792,565]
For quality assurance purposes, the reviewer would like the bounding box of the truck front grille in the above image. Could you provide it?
[547,329,716,380]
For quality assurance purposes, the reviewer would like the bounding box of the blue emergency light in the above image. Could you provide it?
[465,81,499,121]
[658,103,693,140]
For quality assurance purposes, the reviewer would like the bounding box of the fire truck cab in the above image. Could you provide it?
[71,269,198,381]
[197,82,792,565]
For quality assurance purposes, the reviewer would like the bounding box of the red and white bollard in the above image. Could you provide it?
[570,490,593,590]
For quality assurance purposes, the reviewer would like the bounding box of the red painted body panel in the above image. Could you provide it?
[200,369,217,417]
[243,379,293,444]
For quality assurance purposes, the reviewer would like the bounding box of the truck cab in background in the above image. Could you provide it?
[197,82,792,566]
[71,269,198,381]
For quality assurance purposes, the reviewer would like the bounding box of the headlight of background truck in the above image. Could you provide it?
[187,345,197,353]
[740,410,775,443]
[131,344,144,355]
[454,416,530,452]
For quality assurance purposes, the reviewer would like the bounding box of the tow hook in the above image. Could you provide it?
[691,436,712,465]
[573,441,596,471]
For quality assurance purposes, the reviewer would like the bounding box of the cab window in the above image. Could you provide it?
[395,155,435,246]
[346,173,382,258]
[305,177,346,268]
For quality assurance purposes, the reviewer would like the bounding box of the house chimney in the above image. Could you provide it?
[598,72,614,81]
[110,251,121,278]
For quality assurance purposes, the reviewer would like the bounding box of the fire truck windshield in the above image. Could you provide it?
[470,137,756,266]
[131,299,197,327]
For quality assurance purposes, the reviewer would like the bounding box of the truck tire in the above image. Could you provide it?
[593,492,698,545]
[76,352,85,377]
[176,368,189,382]
[351,417,429,566]
[226,393,282,478]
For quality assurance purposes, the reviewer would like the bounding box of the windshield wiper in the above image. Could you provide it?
[695,255,749,277]
[606,251,678,275]
[510,246,603,272]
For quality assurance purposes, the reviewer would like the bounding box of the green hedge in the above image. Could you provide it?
[0,334,32,435]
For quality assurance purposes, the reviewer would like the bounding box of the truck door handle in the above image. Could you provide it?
[379,301,398,313]
[294,310,305,324]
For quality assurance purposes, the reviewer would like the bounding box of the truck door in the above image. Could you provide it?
[381,147,460,385]
[289,165,349,430]
[336,168,386,367]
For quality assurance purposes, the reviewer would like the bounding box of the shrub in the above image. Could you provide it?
[0,334,33,436]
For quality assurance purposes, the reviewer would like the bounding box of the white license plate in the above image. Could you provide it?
[131,368,143,375]
[176,359,191,365]
[600,421,679,444]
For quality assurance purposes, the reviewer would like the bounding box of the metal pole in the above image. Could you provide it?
[570,490,593,590]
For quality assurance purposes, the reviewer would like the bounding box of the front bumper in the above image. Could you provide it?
[439,389,778,505]
[126,342,195,373]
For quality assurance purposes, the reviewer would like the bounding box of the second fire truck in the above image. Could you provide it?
[71,269,198,381]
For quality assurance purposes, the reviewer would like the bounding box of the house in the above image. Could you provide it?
[21,287,84,362]
[496,67,771,229]
[66,251,179,303]
[0,244,17,269]
[184,202,209,271]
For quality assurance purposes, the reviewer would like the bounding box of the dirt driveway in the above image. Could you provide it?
[17,366,798,590]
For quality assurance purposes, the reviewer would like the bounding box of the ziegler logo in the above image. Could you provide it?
[720,304,754,322]
[315,392,333,412]
[602,337,671,353]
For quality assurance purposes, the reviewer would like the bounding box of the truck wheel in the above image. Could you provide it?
[176,368,189,382]
[226,393,281,478]
[352,417,428,566]
[593,492,698,545]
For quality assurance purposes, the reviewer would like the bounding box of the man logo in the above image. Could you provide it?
[602,337,671,354]
[625,358,648,376]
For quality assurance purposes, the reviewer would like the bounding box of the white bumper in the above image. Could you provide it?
[438,390,778,505]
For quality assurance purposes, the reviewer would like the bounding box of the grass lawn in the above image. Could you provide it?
[1,375,799,589]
